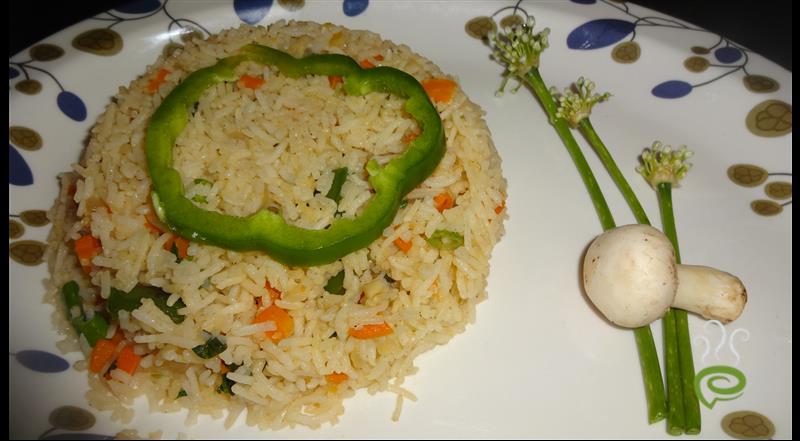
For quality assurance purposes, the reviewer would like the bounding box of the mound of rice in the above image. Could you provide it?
[45,20,506,429]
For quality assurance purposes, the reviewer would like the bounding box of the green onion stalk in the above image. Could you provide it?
[550,78,691,433]
[488,18,666,424]
[638,142,701,434]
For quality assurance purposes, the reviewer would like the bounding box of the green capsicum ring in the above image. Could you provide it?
[145,44,445,267]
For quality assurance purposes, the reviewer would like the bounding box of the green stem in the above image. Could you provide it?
[579,119,650,225]
[581,119,683,428]
[524,68,666,424]
[663,309,685,434]
[524,70,615,231]
[634,325,669,424]
[658,183,702,434]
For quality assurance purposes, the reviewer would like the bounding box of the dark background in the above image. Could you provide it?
[8,1,793,71]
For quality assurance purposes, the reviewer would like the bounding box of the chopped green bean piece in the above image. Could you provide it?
[426,229,464,250]
[192,336,227,359]
[324,270,346,295]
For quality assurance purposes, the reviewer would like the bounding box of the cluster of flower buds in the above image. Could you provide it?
[550,77,612,128]
[637,141,694,188]
[488,16,550,94]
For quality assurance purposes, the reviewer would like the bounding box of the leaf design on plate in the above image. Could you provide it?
[765,181,792,200]
[684,56,710,73]
[611,41,640,63]
[465,16,496,40]
[750,199,783,216]
[742,75,779,93]
[20,209,50,227]
[727,164,768,187]
[566,19,636,50]
[277,0,305,10]
[29,44,65,62]
[343,0,369,17]
[745,100,792,137]
[715,46,743,64]
[72,29,123,56]
[57,91,87,122]
[9,66,20,79]
[234,0,273,24]
[721,410,775,440]
[9,144,34,186]
[9,240,46,265]
[15,79,42,95]
[113,0,162,14]
[9,219,24,239]
[14,350,69,373]
[9,126,43,151]
[499,14,524,29]
[49,406,96,431]
[651,80,693,99]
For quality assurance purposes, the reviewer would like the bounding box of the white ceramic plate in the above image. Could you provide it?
[9,0,792,438]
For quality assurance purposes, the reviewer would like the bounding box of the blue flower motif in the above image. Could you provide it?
[14,350,69,373]
[57,91,87,122]
[567,19,636,50]
[9,144,34,186]
[570,0,597,4]
[715,47,743,64]
[651,80,693,99]
[234,0,273,25]
[9,66,20,79]
[343,0,369,17]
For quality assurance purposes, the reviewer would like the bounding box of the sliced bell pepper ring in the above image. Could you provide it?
[145,44,445,267]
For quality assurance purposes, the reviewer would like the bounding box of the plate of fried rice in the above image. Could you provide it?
[10,1,791,439]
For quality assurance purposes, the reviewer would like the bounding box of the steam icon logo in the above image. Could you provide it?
[693,320,749,409]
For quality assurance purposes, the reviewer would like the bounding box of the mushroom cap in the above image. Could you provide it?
[583,224,678,328]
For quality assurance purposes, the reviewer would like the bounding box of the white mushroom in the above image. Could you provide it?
[582,224,747,328]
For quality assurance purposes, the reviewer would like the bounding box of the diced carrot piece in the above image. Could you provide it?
[348,322,393,339]
[328,75,343,89]
[147,69,171,94]
[373,54,384,61]
[264,280,282,301]
[163,235,189,260]
[89,339,118,373]
[144,220,162,234]
[75,234,101,273]
[359,59,375,69]
[253,304,294,344]
[433,192,454,213]
[110,328,125,345]
[238,74,265,90]
[422,78,457,103]
[144,211,166,234]
[220,360,229,374]
[494,201,506,214]
[401,132,419,143]
[393,237,412,254]
[326,372,349,384]
[116,345,141,375]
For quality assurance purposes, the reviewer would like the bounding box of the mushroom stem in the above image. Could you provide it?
[673,264,747,323]
[583,224,747,328]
